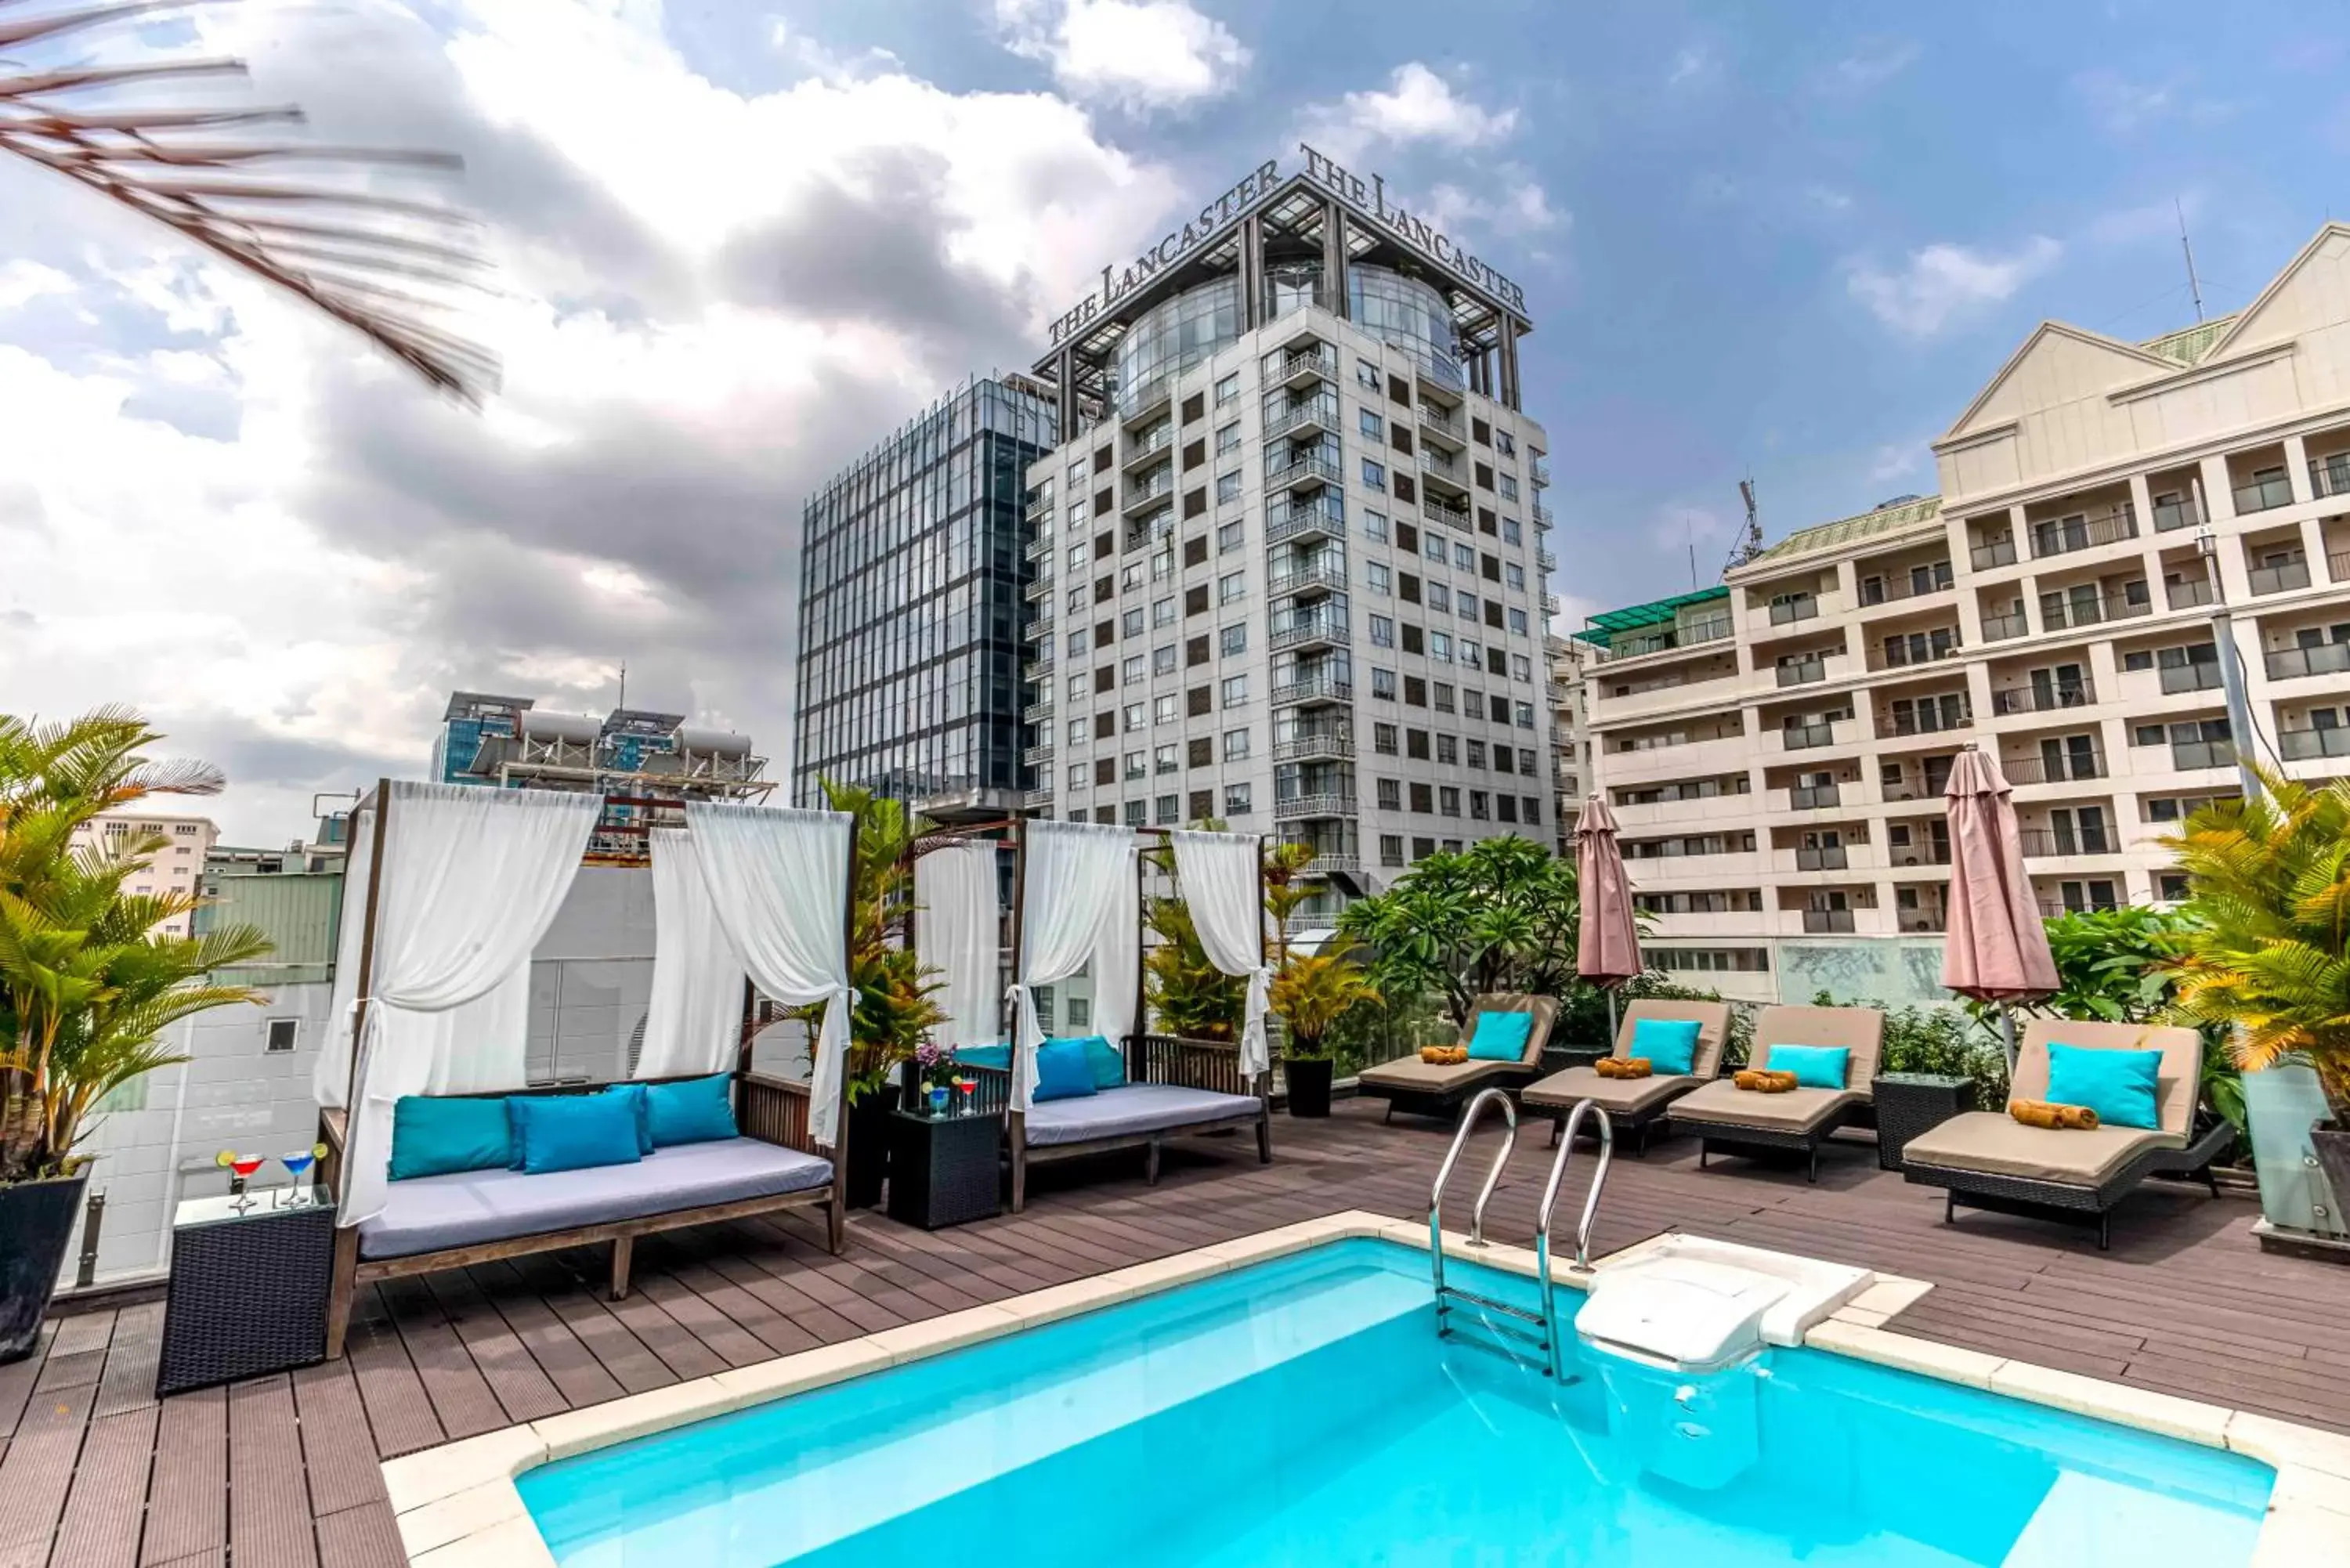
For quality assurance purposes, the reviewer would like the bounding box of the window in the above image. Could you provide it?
[1218,571,1247,605]
[1217,518,1245,554]
[1359,407,1383,439]
[1470,790,1490,821]
[1066,586,1086,614]
[1122,606,1143,637]
[1372,667,1397,700]
[1066,630,1086,659]
[1096,712,1117,739]
[1520,746,1539,772]
[1185,584,1209,616]
[1434,682,1455,714]
[1183,534,1208,566]
[1155,793,1179,825]
[1123,654,1144,686]
[1377,778,1402,810]
[1369,614,1394,648]
[1395,520,1419,553]
[1508,608,1529,635]
[1500,475,1519,501]
[1426,533,1447,564]
[1515,701,1535,729]
[1153,596,1176,627]
[1453,591,1473,620]
[1188,736,1213,767]
[1412,834,1437,858]
[1466,739,1486,768]
[1153,743,1179,775]
[1430,630,1453,663]
[1362,457,1386,490]
[1124,703,1146,732]
[1407,728,1431,760]
[1224,727,1251,760]
[1512,654,1533,682]
[1155,693,1180,724]
[1224,782,1253,815]
[1221,674,1250,707]
[1437,734,1459,764]
[1154,644,1177,676]
[1401,624,1423,655]
[1399,573,1421,604]
[1405,674,1428,706]
[1374,722,1399,754]
[1187,685,1212,716]
[1068,763,1087,789]
[1184,634,1209,667]
[1502,518,1522,544]
[1214,371,1238,406]
[1124,750,1146,781]
[1460,638,1482,668]
[1506,562,1526,591]
[1123,561,1144,593]
[1380,835,1405,867]
[1220,623,1248,657]
[1410,782,1434,813]
[1216,471,1242,504]
[1366,561,1391,595]
[1068,673,1090,700]
[1067,540,1090,570]
[1455,542,1475,570]
[1068,717,1088,746]
[1363,510,1389,542]
[1429,583,1452,613]
[266,1018,299,1053]
[1439,786,1461,818]
[1356,357,1379,389]
[1216,421,1240,454]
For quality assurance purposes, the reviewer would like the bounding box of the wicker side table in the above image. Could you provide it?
[887,1108,1004,1230]
[158,1188,334,1396]
[1875,1074,1976,1172]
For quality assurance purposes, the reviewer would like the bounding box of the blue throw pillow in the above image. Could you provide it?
[601,1082,654,1154]
[1034,1038,1098,1103]
[2045,1042,2163,1131]
[388,1096,512,1181]
[508,1093,645,1176]
[645,1072,739,1147]
[1077,1035,1126,1090]
[1467,1009,1535,1061]
[1630,1017,1702,1076]
[956,1042,1012,1072]
[1766,1044,1850,1091]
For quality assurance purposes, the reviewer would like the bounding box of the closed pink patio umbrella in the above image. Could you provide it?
[1942,745,2059,1071]
[1577,793,1644,1041]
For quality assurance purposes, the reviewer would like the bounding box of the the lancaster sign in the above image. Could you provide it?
[1047,143,1528,348]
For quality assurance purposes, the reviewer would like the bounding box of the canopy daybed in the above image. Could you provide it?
[314,782,854,1359]
[913,819,1276,1212]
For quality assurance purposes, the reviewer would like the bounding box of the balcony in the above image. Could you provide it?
[1533,503,1554,531]
[2041,895,2122,917]
[1781,721,1838,751]
[1425,494,1471,530]
[1122,422,1175,471]
[2153,496,2205,533]
[1776,656,1828,688]
[1269,560,1349,598]
[2334,550,2350,584]
[1267,497,1346,547]
[1417,403,1466,446]
[1993,679,2093,715]
[1980,609,2030,641]
[1021,699,1053,724]
[1025,493,1054,523]
[1025,531,1056,562]
[1543,591,1562,616]
[1795,845,1850,872]
[1531,455,1552,487]
[1858,565,1955,607]
[2040,589,2153,632]
[1021,652,1055,683]
[2167,576,2215,610]
[1787,782,1842,811]
[1896,909,1950,934]
[1264,452,1342,495]
[2171,738,2238,771]
[1890,842,1953,868]
[2266,641,2350,681]
[1597,617,1734,663]
[1272,672,1353,706]
[2311,456,2350,500]
[2029,508,2138,559]
[1767,595,1820,627]
[1418,448,1471,497]
[1024,563,1056,601]
[1536,547,1556,573]
[1274,729,1354,763]
[1299,853,1361,878]
[1118,373,1171,424]
[2231,470,2294,515]
[1880,635,1963,670]
[2019,827,2113,858]
[1270,611,1348,653]
[2159,662,2223,695]
[1022,615,1052,643]
[1267,344,1337,390]
[2280,726,2350,761]
[1274,790,1358,821]
[2005,750,2105,784]
[1264,393,1339,443]
[1802,909,1857,934]
[2247,559,2312,596]
[1971,537,2019,570]
[1021,742,1054,768]
[1881,704,1972,738]
[1122,466,1175,515]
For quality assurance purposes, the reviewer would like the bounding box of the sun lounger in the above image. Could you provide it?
[1520,999,1734,1154]
[1668,1003,1885,1182]
[1900,1019,2232,1249]
[1357,993,1558,1123]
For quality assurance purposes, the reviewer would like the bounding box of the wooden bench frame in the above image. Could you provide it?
[319,1069,846,1360]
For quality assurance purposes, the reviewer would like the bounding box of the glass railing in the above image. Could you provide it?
[1795,846,1849,871]
[1802,909,1857,934]
[2309,458,2350,500]
[1776,658,1828,688]
[1269,612,1348,651]
[2266,641,2350,680]
[2280,726,2350,761]
[1264,394,1340,441]
[1782,722,1836,750]
[1972,538,2019,569]
[2171,738,2237,771]
[1979,610,2030,641]
[2152,497,2204,533]
[1267,493,1347,544]
[1993,681,2092,714]
[1788,783,1840,810]
[2166,576,2215,609]
[1418,403,1465,442]
[2028,508,2138,558]
[2231,472,2294,514]
[2248,560,2312,595]
[1883,706,1972,737]
[1858,566,1954,605]
[1767,597,1820,626]
[2159,661,2222,694]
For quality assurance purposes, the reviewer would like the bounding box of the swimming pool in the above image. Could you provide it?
[516,1237,2274,1566]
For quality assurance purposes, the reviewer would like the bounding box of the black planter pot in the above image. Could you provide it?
[1,1173,87,1364]
[1286,1057,1334,1118]
[2312,1125,2350,1223]
[843,1088,895,1209]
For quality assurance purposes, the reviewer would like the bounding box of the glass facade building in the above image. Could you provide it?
[793,378,1058,812]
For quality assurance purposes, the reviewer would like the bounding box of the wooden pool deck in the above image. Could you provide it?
[2,1097,2343,1566]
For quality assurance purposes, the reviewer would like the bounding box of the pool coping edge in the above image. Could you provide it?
[380,1209,2350,1567]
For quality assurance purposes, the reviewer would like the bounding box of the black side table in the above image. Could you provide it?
[1874,1074,1977,1171]
[158,1187,335,1396]
[887,1108,1004,1230]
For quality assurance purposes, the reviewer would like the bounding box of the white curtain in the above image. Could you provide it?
[313,800,375,1110]
[340,783,601,1229]
[916,839,1000,1052]
[685,802,854,1147]
[1011,821,1132,1110]
[636,829,749,1080]
[419,965,533,1094]
[1087,846,1140,1046]
[1171,829,1271,1082]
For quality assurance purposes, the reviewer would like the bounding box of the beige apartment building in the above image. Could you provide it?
[1546,632,1593,852]
[1579,223,2350,1004]
[67,812,219,939]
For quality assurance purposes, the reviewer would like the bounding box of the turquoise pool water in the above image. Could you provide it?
[519,1239,2273,1566]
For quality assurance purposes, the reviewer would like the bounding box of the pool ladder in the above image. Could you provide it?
[1429,1087,1614,1380]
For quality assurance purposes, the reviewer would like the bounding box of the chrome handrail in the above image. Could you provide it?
[1533,1099,1613,1380]
[1430,1086,1518,1304]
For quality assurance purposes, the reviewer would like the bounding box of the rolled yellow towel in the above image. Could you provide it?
[1596,1057,1653,1079]
[1419,1044,1468,1066]
[2010,1099,2100,1131]
[1734,1069,1798,1093]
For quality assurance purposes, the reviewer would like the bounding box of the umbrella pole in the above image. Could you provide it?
[1998,1003,2018,1078]
[1607,988,1618,1046]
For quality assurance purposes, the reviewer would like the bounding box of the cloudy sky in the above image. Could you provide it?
[5,0,2345,841]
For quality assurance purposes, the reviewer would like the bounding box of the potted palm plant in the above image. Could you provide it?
[2,710,269,1360]
[1263,838,1376,1117]
[2160,769,2350,1243]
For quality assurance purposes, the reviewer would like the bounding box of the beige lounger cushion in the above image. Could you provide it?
[1522,1064,1699,1115]
[1751,1004,1886,1089]
[1610,999,1734,1078]
[1901,1111,2183,1185]
[1669,1078,1864,1132]
[2012,1019,2202,1139]
[1358,1055,1531,1093]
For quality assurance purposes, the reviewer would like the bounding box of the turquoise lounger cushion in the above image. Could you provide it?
[1766,1044,1850,1091]
[1467,1010,1535,1061]
[2046,1042,2162,1131]
[1034,1037,1098,1102]
[645,1072,739,1147]
[600,1082,654,1154]
[1630,1017,1702,1075]
[508,1093,644,1176]
[957,1042,1012,1072]
[388,1095,512,1182]
[1076,1035,1126,1089]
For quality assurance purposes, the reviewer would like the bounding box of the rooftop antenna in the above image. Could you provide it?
[616,660,627,711]
[2178,199,2205,323]
[1723,477,1765,574]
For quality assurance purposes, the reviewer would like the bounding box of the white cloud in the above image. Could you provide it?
[1324,62,1517,154]
[0,260,75,311]
[1425,169,1564,240]
[1824,39,1919,93]
[1868,442,1923,483]
[2074,69,2175,135]
[1846,237,2062,338]
[993,0,1247,112]
[1666,45,1716,89]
